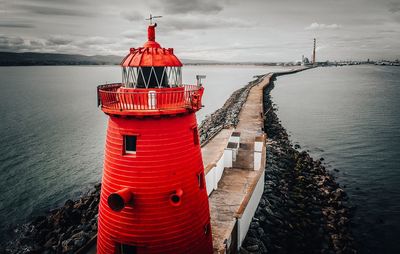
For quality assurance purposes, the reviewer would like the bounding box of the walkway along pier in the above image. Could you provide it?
[201,69,307,253]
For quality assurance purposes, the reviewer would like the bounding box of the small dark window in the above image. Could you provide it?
[115,243,137,254]
[193,127,199,145]
[204,223,211,235]
[124,135,137,154]
[197,172,205,189]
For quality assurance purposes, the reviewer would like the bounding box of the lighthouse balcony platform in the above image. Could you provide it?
[97,83,203,116]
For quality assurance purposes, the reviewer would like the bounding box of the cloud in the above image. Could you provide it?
[163,15,254,31]
[15,4,95,17]
[121,30,146,39]
[121,11,144,22]
[388,1,400,23]
[0,35,24,49]
[76,36,115,46]
[0,35,45,52]
[0,34,119,55]
[305,22,341,30]
[47,36,73,46]
[1,0,399,61]
[0,23,35,28]
[388,2,400,13]
[160,0,224,14]
[22,0,81,3]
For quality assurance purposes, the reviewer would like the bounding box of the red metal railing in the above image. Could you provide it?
[97,83,203,115]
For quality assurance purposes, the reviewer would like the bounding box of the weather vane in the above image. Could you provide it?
[146,14,162,25]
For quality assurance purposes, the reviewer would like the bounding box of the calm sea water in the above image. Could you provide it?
[0,65,284,241]
[271,65,400,253]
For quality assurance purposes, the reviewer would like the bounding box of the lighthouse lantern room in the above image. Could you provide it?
[121,23,182,89]
[96,17,213,254]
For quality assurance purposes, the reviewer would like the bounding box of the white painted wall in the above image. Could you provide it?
[254,137,265,170]
[205,153,225,196]
[254,151,262,171]
[215,154,225,189]
[254,140,263,152]
[237,170,265,250]
[223,148,233,168]
[205,167,215,196]
[229,134,240,144]
[232,147,238,162]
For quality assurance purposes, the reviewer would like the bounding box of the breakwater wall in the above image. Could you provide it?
[198,74,265,145]
[240,72,357,254]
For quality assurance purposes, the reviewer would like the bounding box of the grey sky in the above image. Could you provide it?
[1,0,399,61]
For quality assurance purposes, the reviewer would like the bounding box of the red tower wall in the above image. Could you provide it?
[97,113,213,254]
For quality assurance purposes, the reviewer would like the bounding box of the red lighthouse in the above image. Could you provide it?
[96,20,213,254]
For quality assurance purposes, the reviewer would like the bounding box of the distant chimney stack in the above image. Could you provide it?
[313,38,316,66]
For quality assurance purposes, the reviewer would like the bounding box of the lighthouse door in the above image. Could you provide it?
[115,243,137,254]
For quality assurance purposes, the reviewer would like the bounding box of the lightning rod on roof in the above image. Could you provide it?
[146,14,162,25]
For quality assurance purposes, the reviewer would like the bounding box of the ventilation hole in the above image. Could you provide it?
[171,195,180,204]
[108,193,125,212]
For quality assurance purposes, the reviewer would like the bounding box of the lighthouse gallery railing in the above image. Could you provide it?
[97,83,203,113]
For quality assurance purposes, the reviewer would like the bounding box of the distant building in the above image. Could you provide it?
[301,55,310,66]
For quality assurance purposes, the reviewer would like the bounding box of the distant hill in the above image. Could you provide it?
[181,59,226,65]
[0,52,123,66]
[0,52,230,66]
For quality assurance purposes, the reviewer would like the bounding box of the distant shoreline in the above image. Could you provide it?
[1,51,397,67]
[1,62,391,67]
[0,63,283,67]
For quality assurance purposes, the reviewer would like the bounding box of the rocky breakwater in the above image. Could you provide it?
[2,75,267,253]
[241,80,357,254]
[199,75,265,144]
[2,184,100,253]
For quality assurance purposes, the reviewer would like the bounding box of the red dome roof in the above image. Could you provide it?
[121,24,183,67]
